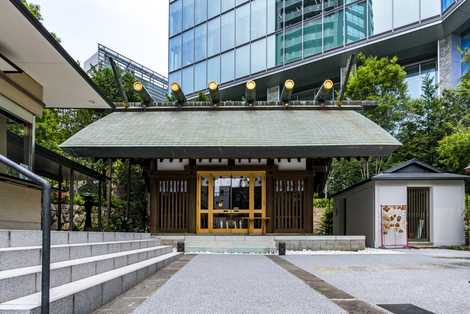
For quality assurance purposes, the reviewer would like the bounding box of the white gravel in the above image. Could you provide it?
[133,255,347,314]
[287,248,404,255]
[285,249,470,314]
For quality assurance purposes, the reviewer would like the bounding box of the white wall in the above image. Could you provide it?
[0,181,41,229]
[333,181,375,247]
[374,180,466,247]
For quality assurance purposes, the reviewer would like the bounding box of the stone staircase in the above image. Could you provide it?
[0,230,181,313]
[184,236,277,254]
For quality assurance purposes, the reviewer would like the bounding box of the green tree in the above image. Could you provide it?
[345,53,408,132]
[21,0,42,20]
[437,128,470,173]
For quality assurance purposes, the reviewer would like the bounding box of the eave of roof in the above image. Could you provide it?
[61,109,401,159]
[0,1,113,109]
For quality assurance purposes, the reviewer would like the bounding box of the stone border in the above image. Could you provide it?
[268,256,386,314]
[94,255,194,314]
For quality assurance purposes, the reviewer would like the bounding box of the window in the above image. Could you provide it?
[169,70,182,86]
[207,56,220,83]
[208,0,221,18]
[251,0,267,40]
[442,0,456,12]
[324,0,343,12]
[169,35,182,71]
[304,0,322,20]
[194,61,207,91]
[285,25,302,63]
[267,34,276,68]
[221,50,235,83]
[208,17,220,57]
[221,0,235,12]
[251,38,266,74]
[182,0,194,30]
[368,0,392,36]
[323,10,344,51]
[236,3,250,46]
[236,0,249,5]
[393,0,419,28]
[236,45,250,78]
[462,30,470,75]
[182,30,194,66]
[303,17,322,57]
[194,0,207,24]
[194,24,207,61]
[267,0,277,34]
[284,0,302,28]
[346,1,366,44]
[405,60,437,98]
[221,11,235,52]
[421,0,441,20]
[170,0,182,36]
[182,66,194,94]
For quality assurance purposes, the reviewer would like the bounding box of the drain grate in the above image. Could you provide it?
[378,304,435,314]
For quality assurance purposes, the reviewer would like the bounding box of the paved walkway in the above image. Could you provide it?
[134,255,347,314]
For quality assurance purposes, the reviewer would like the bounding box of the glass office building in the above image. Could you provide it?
[85,44,168,101]
[169,0,468,99]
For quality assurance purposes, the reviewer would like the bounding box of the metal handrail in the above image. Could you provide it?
[0,154,51,314]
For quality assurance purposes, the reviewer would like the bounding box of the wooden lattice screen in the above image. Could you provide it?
[155,177,190,232]
[272,177,305,233]
[407,187,430,241]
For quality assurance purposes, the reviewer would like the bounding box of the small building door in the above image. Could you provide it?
[407,187,430,241]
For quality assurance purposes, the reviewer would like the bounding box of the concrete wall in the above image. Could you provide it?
[438,34,462,92]
[333,181,375,247]
[374,180,466,247]
[0,181,41,229]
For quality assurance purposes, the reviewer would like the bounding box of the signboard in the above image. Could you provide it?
[381,205,408,248]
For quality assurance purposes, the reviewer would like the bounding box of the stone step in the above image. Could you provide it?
[0,245,173,303]
[185,246,276,254]
[0,252,181,314]
[0,230,152,248]
[0,238,160,271]
[185,236,276,254]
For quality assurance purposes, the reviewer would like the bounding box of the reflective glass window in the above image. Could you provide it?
[284,0,302,28]
[346,1,366,44]
[304,0,322,20]
[182,66,194,94]
[195,0,207,24]
[200,176,208,209]
[194,61,207,92]
[251,0,267,40]
[236,0,249,5]
[182,30,194,67]
[254,176,262,210]
[170,0,183,36]
[236,3,250,46]
[323,10,344,51]
[169,71,182,87]
[169,35,182,71]
[221,11,235,52]
[182,0,194,30]
[267,34,276,68]
[285,25,302,63]
[194,24,207,61]
[324,0,343,12]
[208,0,221,18]
[236,44,250,78]
[462,31,470,75]
[393,0,419,28]
[251,38,266,74]
[368,0,392,36]
[207,56,220,83]
[276,32,285,65]
[221,50,235,83]
[421,0,441,20]
[442,0,455,12]
[267,0,278,33]
[303,17,322,57]
[221,0,235,12]
[208,17,220,57]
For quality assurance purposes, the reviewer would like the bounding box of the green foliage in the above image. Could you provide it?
[21,0,42,20]
[89,67,142,103]
[437,128,470,173]
[197,92,210,102]
[346,53,408,132]
[319,206,333,235]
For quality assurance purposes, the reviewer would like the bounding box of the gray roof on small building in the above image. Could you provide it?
[61,109,401,159]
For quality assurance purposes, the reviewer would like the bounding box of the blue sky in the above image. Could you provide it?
[33,0,169,76]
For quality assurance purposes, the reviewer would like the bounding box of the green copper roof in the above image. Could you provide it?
[61,109,401,158]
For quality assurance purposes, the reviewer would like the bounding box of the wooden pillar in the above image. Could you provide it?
[187,159,197,233]
[68,169,75,231]
[266,159,274,233]
[106,159,113,224]
[98,179,102,231]
[149,177,157,233]
[57,166,63,230]
[303,174,314,234]
[126,159,131,220]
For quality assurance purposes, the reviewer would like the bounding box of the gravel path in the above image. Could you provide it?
[133,254,346,314]
[285,250,470,314]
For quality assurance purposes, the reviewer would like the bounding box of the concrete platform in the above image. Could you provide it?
[157,235,366,253]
